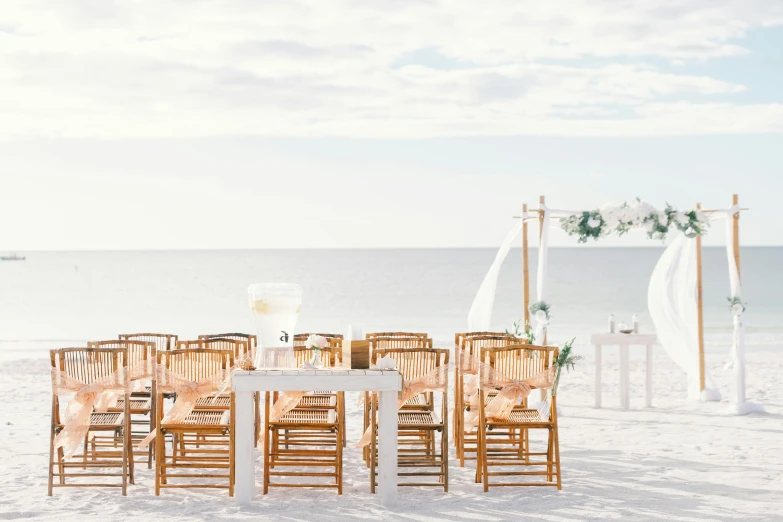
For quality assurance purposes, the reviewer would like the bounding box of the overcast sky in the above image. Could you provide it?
[2,1,782,249]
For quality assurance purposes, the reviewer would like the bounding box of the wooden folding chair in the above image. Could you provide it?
[154,348,235,495]
[455,333,516,466]
[262,360,344,494]
[361,335,434,464]
[87,340,156,468]
[368,347,449,492]
[475,344,561,490]
[48,347,132,495]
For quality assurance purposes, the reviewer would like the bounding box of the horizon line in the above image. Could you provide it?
[5,245,782,253]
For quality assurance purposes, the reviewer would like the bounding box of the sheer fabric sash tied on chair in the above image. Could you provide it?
[139,364,232,449]
[463,362,555,432]
[356,364,449,448]
[51,366,131,458]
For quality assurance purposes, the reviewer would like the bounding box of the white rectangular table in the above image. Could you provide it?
[232,369,403,507]
[591,333,657,409]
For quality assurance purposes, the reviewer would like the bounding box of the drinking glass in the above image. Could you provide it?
[248,283,302,369]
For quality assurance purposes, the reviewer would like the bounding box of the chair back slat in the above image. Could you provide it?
[479,343,556,381]
[371,347,448,382]
[294,345,342,367]
[199,333,257,350]
[368,337,433,350]
[293,333,343,349]
[50,347,128,387]
[367,332,428,340]
[178,338,249,359]
[87,340,155,377]
[119,333,177,352]
[158,348,234,383]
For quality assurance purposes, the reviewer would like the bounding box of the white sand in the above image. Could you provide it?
[1,351,781,521]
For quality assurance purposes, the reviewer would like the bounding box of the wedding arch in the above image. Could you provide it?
[468,194,763,415]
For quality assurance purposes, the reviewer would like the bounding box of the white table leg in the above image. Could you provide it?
[235,390,255,505]
[594,344,602,408]
[646,345,653,408]
[378,389,398,507]
[619,344,629,410]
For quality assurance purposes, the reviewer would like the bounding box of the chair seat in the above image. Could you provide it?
[489,408,550,425]
[401,394,428,408]
[296,395,337,408]
[182,410,230,426]
[195,395,231,409]
[88,412,124,428]
[275,409,336,425]
[398,411,441,429]
[110,398,151,413]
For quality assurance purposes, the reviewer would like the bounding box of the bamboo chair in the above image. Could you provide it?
[453,331,512,442]
[48,347,132,495]
[368,347,449,492]
[87,340,157,468]
[154,348,235,495]
[475,344,561,490]
[361,335,434,463]
[120,334,177,400]
[455,334,516,466]
[262,349,344,494]
[178,338,255,445]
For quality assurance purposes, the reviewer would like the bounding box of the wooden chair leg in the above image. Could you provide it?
[155,429,163,495]
[48,427,55,495]
[57,447,65,485]
[554,427,562,490]
[82,436,89,470]
[121,431,128,496]
[546,429,554,482]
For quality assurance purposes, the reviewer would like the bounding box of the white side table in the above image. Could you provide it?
[591,333,657,409]
[232,369,402,507]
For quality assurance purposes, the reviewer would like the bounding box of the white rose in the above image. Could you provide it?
[306,334,328,349]
[587,218,601,228]
[535,309,548,323]
[644,220,655,232]
[731,303,744,316]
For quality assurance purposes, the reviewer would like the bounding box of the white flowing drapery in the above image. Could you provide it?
[467,219,523,331]
[647,233,720,401]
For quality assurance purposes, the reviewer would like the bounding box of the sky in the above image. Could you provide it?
[1,0,782,249]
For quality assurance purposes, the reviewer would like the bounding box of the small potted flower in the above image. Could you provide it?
[305,334,328,368]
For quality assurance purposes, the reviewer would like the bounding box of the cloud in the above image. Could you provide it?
[0,0,782,139]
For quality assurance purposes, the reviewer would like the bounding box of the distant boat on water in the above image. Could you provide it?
[1,253,25,261]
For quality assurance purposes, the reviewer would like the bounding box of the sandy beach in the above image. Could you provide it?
[2,350,780,521]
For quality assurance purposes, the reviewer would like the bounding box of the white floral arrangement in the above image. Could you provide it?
[305,334,328,368]
[560,199,709,243]
[727,296,746,316]
[529,301,550,322]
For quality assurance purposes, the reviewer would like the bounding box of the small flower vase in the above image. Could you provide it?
[310,348,323,369]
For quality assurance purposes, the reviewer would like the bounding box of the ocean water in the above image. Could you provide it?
[1,248,780,360]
